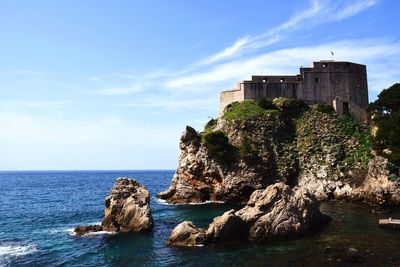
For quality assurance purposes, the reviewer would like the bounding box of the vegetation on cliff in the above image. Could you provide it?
[159,91,400,205]
[369,83,400,165]
[205,98,371,180]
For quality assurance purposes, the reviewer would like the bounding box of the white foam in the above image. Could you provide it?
[156,198,225,206]
[0,243,37,259]
[80,230,115,237]
[47,221,103,236]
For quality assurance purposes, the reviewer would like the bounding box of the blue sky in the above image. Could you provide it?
[0,0,399,170]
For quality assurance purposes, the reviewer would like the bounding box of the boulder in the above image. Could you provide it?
[74,225,102,236]
[74,177,153,235]
[205,209,248,242]
[102,177,153,232]
[165,221,205,246]
[166,183,329,246]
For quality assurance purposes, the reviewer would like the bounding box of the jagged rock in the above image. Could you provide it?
[74,225,102,236]
[299,175,354,201]
[165,221,205,246]
[102,178,153,232]
[240,183,330,241]
[158,114,299,204]
[353,155,400,206]
[166,183,330,246]
[75,177,153,235]
[205,209,248,242]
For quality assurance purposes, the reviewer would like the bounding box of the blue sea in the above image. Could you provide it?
[1,170,400,267]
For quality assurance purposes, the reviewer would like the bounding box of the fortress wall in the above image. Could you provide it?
[243,82,298,100]
[219,61,369,123]
[219,87,244,115]
[349,101,369,123]
[347,64,369,109]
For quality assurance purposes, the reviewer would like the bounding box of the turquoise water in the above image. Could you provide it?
[1,171,400,266]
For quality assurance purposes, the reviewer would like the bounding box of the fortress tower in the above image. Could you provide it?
[220,60,369,123]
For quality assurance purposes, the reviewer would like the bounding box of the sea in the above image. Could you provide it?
[1,170,400,267]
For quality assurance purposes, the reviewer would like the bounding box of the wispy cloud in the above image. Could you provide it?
[195,0,378,67]
[165,39,400,96]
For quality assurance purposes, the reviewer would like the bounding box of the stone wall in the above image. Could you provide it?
[219,61,369,123]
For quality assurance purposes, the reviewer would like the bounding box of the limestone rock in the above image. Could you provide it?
[356,156,400,206]
[166,183,329,246]
[165,221,205,246]
[205,209,248,242]
[239,183,329,242]
[75,177,153,235]
[74,225,102,236]
[158,115,299,204]
[102,177,153,232]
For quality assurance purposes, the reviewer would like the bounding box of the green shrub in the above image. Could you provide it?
[222,100,279,121]
[313,103,335,114]
[239,137,259,164]
[257,97,277,110]
[202,131,236,165]
[204,118,217,133]
[273,97,309,117]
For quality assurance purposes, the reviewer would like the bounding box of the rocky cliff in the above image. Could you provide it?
[158,98,400,206]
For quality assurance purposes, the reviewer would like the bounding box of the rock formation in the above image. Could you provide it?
[157,109,299,204]
[158,101,380,205]
[74,177,153,236]
[166,183,330,246]
[353,154,400,206]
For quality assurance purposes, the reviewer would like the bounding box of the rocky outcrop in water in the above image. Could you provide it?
[353,154,400,206]
[166,183,330,246]
[102,177,153,232]
[74,177,153,236]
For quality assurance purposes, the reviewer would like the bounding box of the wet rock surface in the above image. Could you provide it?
[74,225,102,236]
[75,177,153,235]
[353,155,400,206]
[166,183,330,246]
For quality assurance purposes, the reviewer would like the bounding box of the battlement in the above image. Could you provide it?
[220,60,369,123]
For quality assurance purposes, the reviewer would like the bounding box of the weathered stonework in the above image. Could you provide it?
[220,61,369,123]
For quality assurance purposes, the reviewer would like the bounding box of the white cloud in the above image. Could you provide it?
[193,0,379,67]
[165,39,400,98]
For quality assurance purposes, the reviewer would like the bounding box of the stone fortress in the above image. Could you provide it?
[220,60,369,123]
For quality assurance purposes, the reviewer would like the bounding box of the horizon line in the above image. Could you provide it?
[0,169,176,172]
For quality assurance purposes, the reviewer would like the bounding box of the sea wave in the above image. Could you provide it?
[0,242,37,265]
[47,221,102,236]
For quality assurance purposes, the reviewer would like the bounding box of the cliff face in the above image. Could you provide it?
[158,108,299,204]
[158,99,400,206]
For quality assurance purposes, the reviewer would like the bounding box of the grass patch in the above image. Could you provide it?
[222,100,279,121]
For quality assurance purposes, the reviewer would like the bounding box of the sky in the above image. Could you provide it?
[0,0,399,170]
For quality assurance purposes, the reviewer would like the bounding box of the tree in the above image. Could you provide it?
[369,83,400,119]
[369,83,400,165]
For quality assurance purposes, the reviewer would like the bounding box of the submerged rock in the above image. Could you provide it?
[74,177,153,235]
[74,225,102,236]
[166,183,330,246]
